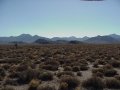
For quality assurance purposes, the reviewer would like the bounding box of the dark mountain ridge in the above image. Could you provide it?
[0,34,120,44]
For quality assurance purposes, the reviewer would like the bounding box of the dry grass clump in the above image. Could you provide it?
[60,75,80,89]
[82,76,105,90]
[105,78,120,89]
[110,60,120,68]
[39,71,53,81]
[57,71,74,78]
[58,82,68,90]
[97,60,106,65]
[92,71,104,78]
[16,64,28,72]
[41,60,59,71]
[28,79,41,90]
[114,75,120,81]
[64,66,72,71]
[0,68,5,77]
[8,71,19,79]
[93,62,99,68]
[92,65,117,77]
[92,68,104,74]
[17,68,40,84]
[77,71,82,76]
[104,69,117,77]
[2,64,10,70]
[41,65,58,71]
[72,66,80,72]
[80,64,89,71]
[5,78,18,85]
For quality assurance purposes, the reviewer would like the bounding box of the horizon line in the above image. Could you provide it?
[0,33,118,38]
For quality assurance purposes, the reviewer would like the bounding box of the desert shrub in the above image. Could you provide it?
[9,65,18,72]
[59,60,65,65]
[93,72,104,78]
[111,60,120,68]
[97,60,106,65]
[114,75,120,81]
[37,85,56,90]
[0,58,21,64]
[80,65,89,71]
[92,68,104,74]
[5,78,18,85]
[57,71,74,78]
[17,68,40,84]
[44,60,59,66]
[0,76,4,81]
[72,66,80,72]
[79,59,88,65]
[8,72,19,78]
[60,75,80,89]
[0,68,5,77]
[42,65,58,71]
[2,64,10,70]
[16,64,28,71]
[104,69,117,77]
[28,79,40,90]
[103,64,113,70]
[77,71,82,76]
[82,76,105,90]
[93,62,99,68]
[39,71,53,81]
[105,78,120,89]
[64,66,72,71]
[58,82,68,90]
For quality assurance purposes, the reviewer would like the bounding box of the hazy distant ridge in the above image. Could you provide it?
[0,34,120,44]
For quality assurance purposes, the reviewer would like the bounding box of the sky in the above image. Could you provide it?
[0,0,120,38]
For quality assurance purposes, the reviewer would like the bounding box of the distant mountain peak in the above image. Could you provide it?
[85,35,119,44]
[0,33,120,44]
[18,34,32,37]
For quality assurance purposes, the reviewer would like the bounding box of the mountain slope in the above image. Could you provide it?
[109,34,120,41]
[0,34,49,43]
[51,36,89,41]
[85,35,119,44]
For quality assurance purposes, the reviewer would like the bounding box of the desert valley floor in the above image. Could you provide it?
[0,44,120,90]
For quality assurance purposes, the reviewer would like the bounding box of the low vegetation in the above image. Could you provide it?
[0,44,120,90]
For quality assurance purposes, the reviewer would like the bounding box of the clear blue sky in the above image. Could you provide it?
[0,0,120,37]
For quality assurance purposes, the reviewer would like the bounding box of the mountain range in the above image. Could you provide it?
[0,34,120,44]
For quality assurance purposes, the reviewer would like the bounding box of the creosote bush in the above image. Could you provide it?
[77,71,82,76]
[42,65,58,71]
[72,66,80,72]
[114,75,120,81]
[17,68,40,84]
[80,65,89,71]
[57,71,74,78]
[28,79,40,90]
[111,60,120,68]
[39,71,53,81]
[105,78,120,89]
[0,68,5,77]
[93,72,104,78]
[60,75,80,89]
[104,69,117,77]
[82,76,105,90]
[64,66,72,71]
[58,82,68,90]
